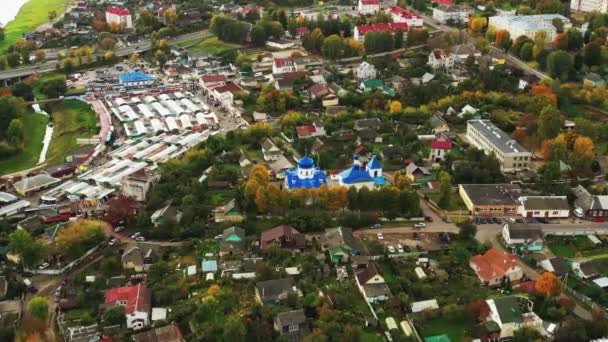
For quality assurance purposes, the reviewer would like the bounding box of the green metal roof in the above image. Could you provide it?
[493,296,524,324]
[424,334,452,342]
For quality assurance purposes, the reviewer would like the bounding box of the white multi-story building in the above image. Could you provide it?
[353,22,409,41]
[571,0,608,13]
[358,0,381,14]
[466,119,531,172]
[488,14,571,42]
[432,5,473,24]
[105,7,133,30]
[272,57,297,74]
[388,6,423,27]
[357,62,377,80]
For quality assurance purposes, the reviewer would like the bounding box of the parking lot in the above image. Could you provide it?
[360,231,452,253]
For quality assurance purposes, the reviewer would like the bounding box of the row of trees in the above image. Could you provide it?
[210,16,250,44]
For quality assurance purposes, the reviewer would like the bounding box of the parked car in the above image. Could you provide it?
[387,245,395,253]
[493,217,502,224]
[414,223,426,229]
[38,262,50,270]
[377,233,384,240]
[506,217,516,223]
[424,216,433,222]
[113,226,125,233]
[130,232,141,239]
[413,232,420,240]
[397,244,404,253]
[370,223,382,229]
[108,238,118,246]
[214,234,223,240]
[135,236,146,242]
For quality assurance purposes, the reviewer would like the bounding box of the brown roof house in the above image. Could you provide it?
[133,323,185,342]
[355,263,391,303]
[274,309,310,341]
[469,248,523,287]
[255,277,302,305]
[260,225,306,251]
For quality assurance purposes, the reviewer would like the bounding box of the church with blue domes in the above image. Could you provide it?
[284,156,328,190]
[338,153,386,189]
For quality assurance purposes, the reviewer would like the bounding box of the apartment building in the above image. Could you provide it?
[388,6,423,27]
[466,119,531,172]
[488,14,571,42]
[571,0,608,13]
[432,5,473,24]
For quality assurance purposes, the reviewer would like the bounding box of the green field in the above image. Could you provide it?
[0,113,48,174]
[0,0,74,51]
[187,37,241,55]
[46,99,98,165]
[418,316,473,342]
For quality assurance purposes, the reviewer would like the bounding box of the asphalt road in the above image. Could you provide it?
[0,31,212,81]
[489,46,550,79]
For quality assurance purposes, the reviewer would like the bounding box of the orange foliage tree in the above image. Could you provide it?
[535,272,562,297]
[554,32,568,50]
[495,29,511,49]
[532,85,557,103]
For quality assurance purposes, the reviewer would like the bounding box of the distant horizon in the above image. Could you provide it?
[1,0,29,28]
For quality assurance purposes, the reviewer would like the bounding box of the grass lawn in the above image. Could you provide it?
[548,242,577,258]
[33,73,66,100]
[188,37,241,55]
[362,332,385,342]
[426,189,468,212]
[417,316,474,342]
[46,99,98,165]
[547,236,599,258]
[0,0,73,51]
[205,189,236,206]
[0,113,48,174]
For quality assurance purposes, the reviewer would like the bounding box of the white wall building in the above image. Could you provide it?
[272,58,297,74]
[105,8,133,30]
[357,62,377,80]
[432,5,473,24]
[358,0,381,15]
[427,49,454,69]
[571,0,608,13]
[389,6,423,27]
[488,14,571,42]
[517,196,570,218]
[466,119,531,172]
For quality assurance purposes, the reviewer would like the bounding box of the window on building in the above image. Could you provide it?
[289,324,299,333]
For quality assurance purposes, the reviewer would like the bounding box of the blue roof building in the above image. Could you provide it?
[284,156,328,190]
[338,153,386,189]
[202,259,218,273]
[118,72,154,88]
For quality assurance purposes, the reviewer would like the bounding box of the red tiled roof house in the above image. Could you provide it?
[353,22,408,41]
[469,248,524,287]
[429,136,453,162]
[104,283,151,330]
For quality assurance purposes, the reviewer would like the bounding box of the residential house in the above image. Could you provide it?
[267,39,296,50]
[539,257,569,277]
[358,0,380,14]
[429,136,453,162]
[133,323,184,342]
[321,94,339,107]
[518,74,540,90]
[388,6,423,26]
[432,5,473,24]
[459,184,521,216]
[427,49,454,69]
[122,246,145,272]
[255,278,300,305]
[274,309,310,341]
[260,225,306,251]
[211,82,245,106]
[199,74,226,89]
[572,185,608,220]
[351,255,369,270]
[485,296,542,338]
[449,44,481,63]
[405,163,431,182]
[253,111,268,123]
[354,118,382,133]
[104,283,151,329]
[469,248,524,286]
[122,169,160,202]
[390,75,408,90]
[273,58,297,74]
[501,223,543,252]
[269,156,295,179]
[322,227,365,263]
[466,119,532,171]
[150,202,182,227]
[355,263,391,303]
[308,83,331,100]
[220,226,246,256]
[430,114,450,134]
[357,62,377,80]
[517,196,570,218]
[295,27,309,38]
[359,79,395,96]
[584,72,605,87]
[570,260,598,279]
[296,121,326,139]
[411,299,439,313]
[261,138,282,162]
